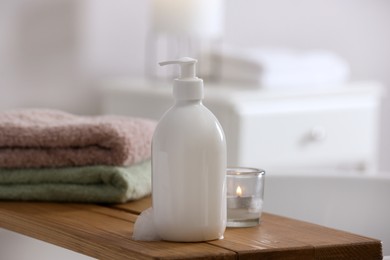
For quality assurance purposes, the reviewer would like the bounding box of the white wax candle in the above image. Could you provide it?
[227,196,262,209]
[151,0,224,37]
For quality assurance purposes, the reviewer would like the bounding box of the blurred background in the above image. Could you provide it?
[1,1,390,259]
[0,0,389,171]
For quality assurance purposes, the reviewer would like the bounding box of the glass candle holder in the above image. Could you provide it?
[226,167,265,227]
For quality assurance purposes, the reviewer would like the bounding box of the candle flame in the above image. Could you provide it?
[236,186,242,197]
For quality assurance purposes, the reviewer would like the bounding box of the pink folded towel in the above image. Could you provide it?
[0,109,156,168]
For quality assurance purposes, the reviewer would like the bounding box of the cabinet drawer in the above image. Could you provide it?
[232,97,379,173]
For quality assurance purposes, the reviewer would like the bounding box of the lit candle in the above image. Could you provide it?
[227,186,262,213]
[227,186,257,208]
[151,0,224,37]
[226,168,265,228]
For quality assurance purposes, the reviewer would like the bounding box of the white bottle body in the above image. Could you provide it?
[152,100,227,242]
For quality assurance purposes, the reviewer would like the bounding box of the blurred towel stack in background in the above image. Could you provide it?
[201,46,351,89]
[0,109,156,203]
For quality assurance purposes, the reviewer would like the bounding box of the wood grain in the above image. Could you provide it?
[0,202,235,260]
[0,197,383,260]
[212,213,382,260]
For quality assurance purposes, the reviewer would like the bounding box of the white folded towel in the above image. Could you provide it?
[201,46,350,89]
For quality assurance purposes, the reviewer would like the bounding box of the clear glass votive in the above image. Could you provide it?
[226,167,265,228]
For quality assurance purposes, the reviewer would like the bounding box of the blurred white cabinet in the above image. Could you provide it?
[100,79,383,175]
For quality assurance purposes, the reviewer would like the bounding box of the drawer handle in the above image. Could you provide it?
[306,126,327,142]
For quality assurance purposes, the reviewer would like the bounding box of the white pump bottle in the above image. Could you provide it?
[152,57,227,242]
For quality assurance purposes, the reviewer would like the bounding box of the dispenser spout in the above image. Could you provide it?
[159,57,197,79]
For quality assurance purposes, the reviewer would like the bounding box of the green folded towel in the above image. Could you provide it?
[0,160,151,203]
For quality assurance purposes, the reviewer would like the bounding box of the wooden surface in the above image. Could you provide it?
[0,196,382,260]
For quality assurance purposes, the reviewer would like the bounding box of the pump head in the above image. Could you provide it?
[159,57,197,79]
[159,57,203,100]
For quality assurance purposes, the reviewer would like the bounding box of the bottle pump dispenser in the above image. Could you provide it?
[152,57,227,242]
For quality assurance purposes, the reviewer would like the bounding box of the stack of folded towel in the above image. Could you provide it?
[0,109,156,203]
[201,46,350,89]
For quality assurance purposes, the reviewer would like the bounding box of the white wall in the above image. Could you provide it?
[1,0,390,170]
[80,0,150,78]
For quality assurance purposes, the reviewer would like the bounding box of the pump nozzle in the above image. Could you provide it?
[159,57,197,79]
[158,57,203,100]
